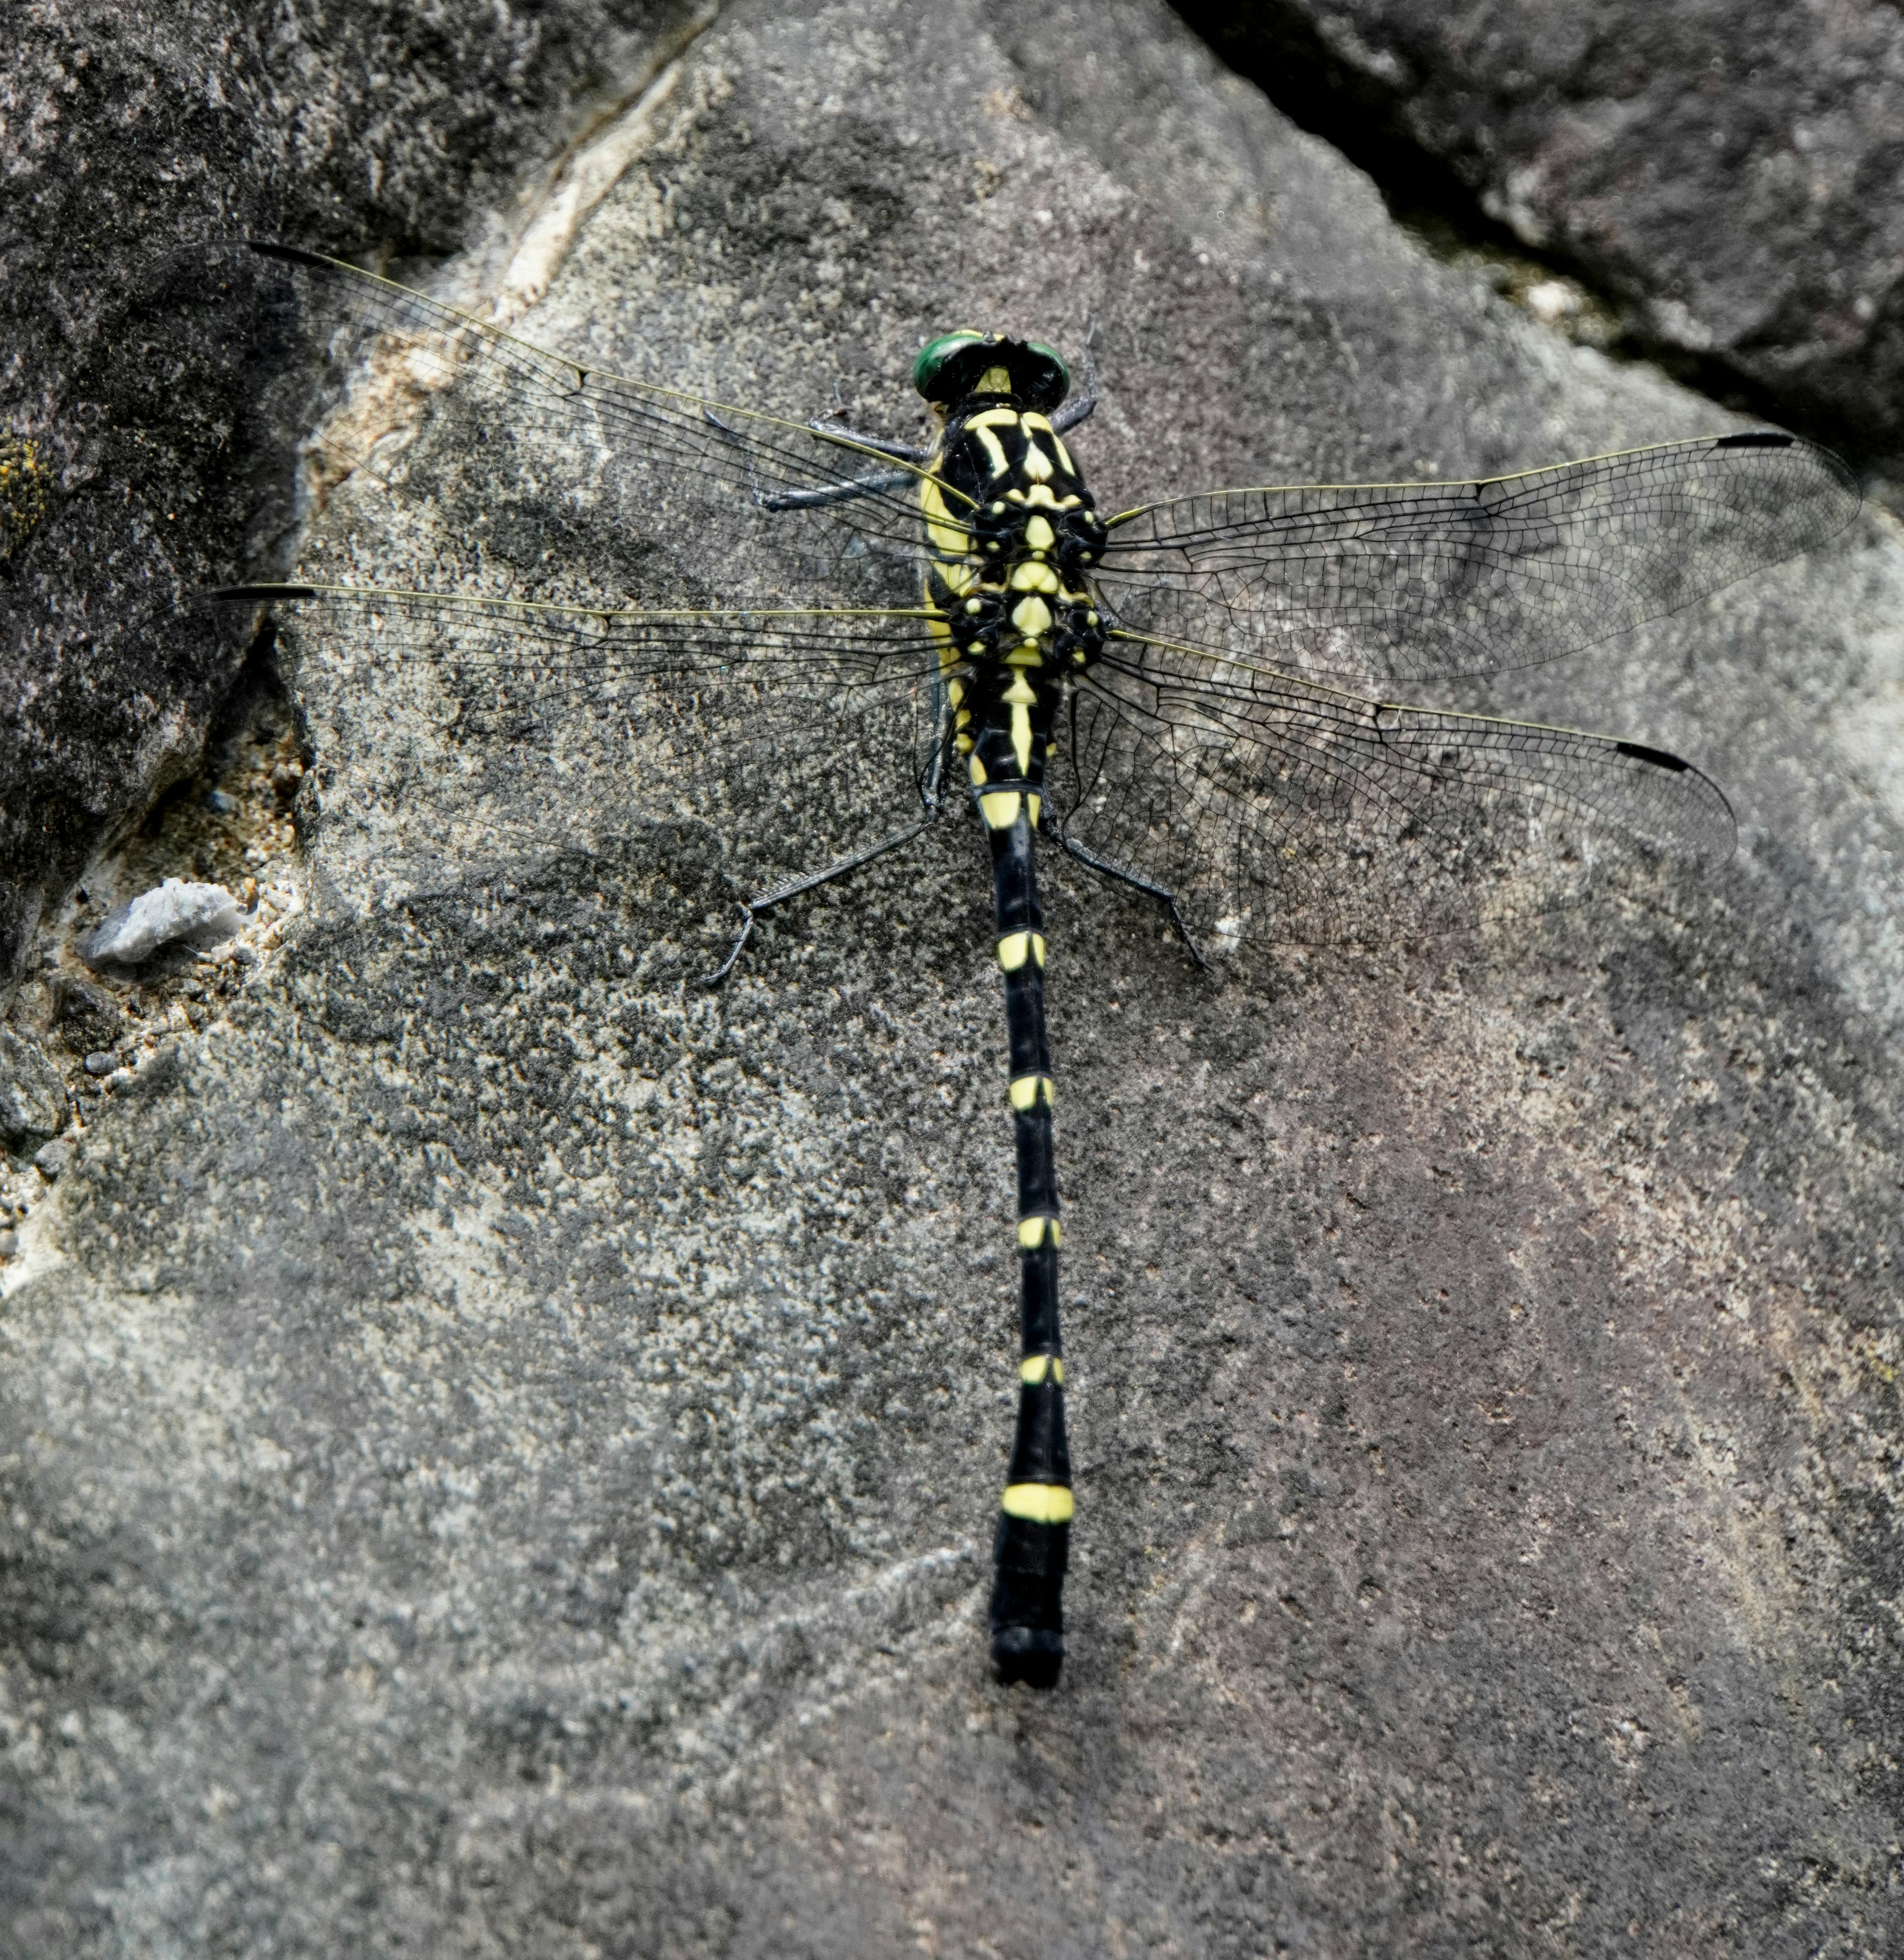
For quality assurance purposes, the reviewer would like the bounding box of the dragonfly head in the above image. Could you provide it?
[913,330,1070,415]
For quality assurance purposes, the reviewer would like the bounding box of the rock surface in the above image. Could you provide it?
[4,0,1904,1954]
[0,0,702,985]
[1176,0,1904,491]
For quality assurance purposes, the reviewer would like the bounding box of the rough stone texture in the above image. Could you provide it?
[1174,0,1904,490]
[0,1026,65,1149]
[0,0,701,987]
[3,0,1904,1954]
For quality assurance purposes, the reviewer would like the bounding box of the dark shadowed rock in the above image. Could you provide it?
[2,0,1902,1953]
[0,0,702,988]
[1177,0,1904,488]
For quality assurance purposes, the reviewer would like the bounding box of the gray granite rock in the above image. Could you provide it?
[1176,0,1904,490]
[2,0,1902,1954]
[0,0,703,988]
[0,1026,65,1149]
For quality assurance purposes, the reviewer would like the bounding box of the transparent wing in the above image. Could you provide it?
[1096,434,1859,686]
[1049,630,1736,951]
[215,585,950,901]
[219,242,952,610]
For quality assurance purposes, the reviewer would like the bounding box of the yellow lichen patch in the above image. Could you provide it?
[0,435,49,562]
[1001,1483,1074,1524]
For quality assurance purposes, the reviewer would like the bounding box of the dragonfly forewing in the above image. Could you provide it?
[1095,433,1859,688]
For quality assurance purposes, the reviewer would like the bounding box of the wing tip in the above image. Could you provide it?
[243,240,328,270]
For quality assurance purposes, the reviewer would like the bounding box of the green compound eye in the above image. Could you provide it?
[1026,340,1071,402]
[914,329,986,400]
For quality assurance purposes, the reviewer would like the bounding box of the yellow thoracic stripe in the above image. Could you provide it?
[1019,1354,1064,1385]
[1001,1482,1074,1524]
[971,423,1011,478]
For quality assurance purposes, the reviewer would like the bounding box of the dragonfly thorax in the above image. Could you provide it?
[923,395,1108,787]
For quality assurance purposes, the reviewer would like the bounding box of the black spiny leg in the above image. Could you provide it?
[702,813,938,985]
[981,783,1072,1688]
[701,406,920,513]
[1051,319,1100,436]
[1057,827,1208,967]
[758,418,931,512]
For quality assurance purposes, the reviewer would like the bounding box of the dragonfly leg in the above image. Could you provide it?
[1055,829,1208,967]
[807,417,932,463]
[1051,317,1100,435]
[757,468,918,513]
[698,406,916,512]
[700,813,937,986]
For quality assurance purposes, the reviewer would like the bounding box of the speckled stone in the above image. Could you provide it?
[2,1,1902,1954]
[1178,0,1904,489]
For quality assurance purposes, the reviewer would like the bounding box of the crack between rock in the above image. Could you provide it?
[1169,1,1896,507]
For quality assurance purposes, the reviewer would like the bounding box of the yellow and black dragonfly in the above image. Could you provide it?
[193,242,1859,1687]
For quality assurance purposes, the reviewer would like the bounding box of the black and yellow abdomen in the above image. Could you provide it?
[911,348,1109,1687]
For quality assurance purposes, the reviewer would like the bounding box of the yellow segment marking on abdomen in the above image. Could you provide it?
[1019,1354,1065,1385]
[980,790,1022,830]
[996,930,1047,971]
[1016,1216,1061,1250]
[1008,1074,1055,1111]
[1001,1483,1074,1524]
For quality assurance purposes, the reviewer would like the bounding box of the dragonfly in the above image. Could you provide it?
[196,240,1859,1689]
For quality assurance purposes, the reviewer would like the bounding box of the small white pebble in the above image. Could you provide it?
[83,880,244,966]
